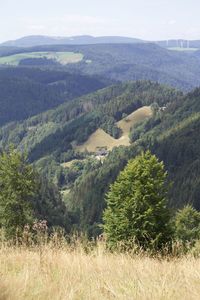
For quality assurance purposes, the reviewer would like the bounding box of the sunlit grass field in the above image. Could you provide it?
[0,51,83,66]
[76,106,152,152]
[1,242,200,300]
[168,47,198,52]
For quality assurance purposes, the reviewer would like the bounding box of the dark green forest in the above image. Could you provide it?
[1,43,200,90]
[1,77,200,236]
[1,42,200,240]
[0,81,181,161]
[65,86,200,235]
[0,67,110,125]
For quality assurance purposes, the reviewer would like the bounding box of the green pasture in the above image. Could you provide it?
[0,51,84,65]
[168,47,198,52]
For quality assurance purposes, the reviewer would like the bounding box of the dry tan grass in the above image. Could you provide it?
[76,128,124,152]
[1,244,200,300]
[117,106,152,134]
[76,106,152,153]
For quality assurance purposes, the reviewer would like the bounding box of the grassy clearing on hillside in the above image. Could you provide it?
[77,106,152,152]
[76,128,124,152]
[117,106,152,134]
[168,47,198,52]
[0,51,83,65]
[1,244,200,300]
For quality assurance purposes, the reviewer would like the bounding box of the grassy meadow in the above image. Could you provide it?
[1,241,200,300]
[0,51,83,66]
[76,106,152,152]
[168,47,198,52]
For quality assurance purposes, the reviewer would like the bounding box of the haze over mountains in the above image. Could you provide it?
[1,42,200,91]
[0,35,144,47]
[1,35,200,49]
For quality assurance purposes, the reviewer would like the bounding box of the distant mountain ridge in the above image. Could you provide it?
[156,39,200,49]
[1,35,200,49]
[0,35,144,47]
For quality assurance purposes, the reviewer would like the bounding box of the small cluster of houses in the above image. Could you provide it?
[95,147,109,157]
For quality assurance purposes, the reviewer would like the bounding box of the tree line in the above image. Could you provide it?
[1,148,200,252]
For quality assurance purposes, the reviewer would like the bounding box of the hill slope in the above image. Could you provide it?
[2,79,200,235]
[0,81,180,161]
[0,51,83,66]
[77,106,152,152]
[0,67,109,125]
[1,43,200,90]
[60,86,200,234]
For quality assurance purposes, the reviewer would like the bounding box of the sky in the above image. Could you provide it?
[0,0,200,43]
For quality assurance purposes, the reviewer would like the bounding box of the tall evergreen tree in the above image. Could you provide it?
[174,205,200,243]
[103,151,172,250]
[0,148,36,238]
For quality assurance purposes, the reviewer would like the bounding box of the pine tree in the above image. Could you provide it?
[175,205,200,243]
[103,151,172,250]
[0,147,36,238]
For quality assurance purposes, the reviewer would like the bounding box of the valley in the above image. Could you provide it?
[0,49,198,237]
[0,37,200,243]
[2,2,200,299]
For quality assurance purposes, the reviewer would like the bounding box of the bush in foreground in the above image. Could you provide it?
[175,205,200,243]
[103,151,172,250]
[0,148,36,239]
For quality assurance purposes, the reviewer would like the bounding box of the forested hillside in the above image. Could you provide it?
[151,88,200,210]
[1,42,200,236]
[63,86,200,235]
[0,81,180,160]
[0,79,188,235]
[1,43,200,90]
[3,1,200,297]
[0,67,110,125]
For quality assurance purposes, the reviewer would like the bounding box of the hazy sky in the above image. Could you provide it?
[1,0,200,42]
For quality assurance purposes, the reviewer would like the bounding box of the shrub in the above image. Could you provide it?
[103,151,172,250]
[175,205,200,243]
